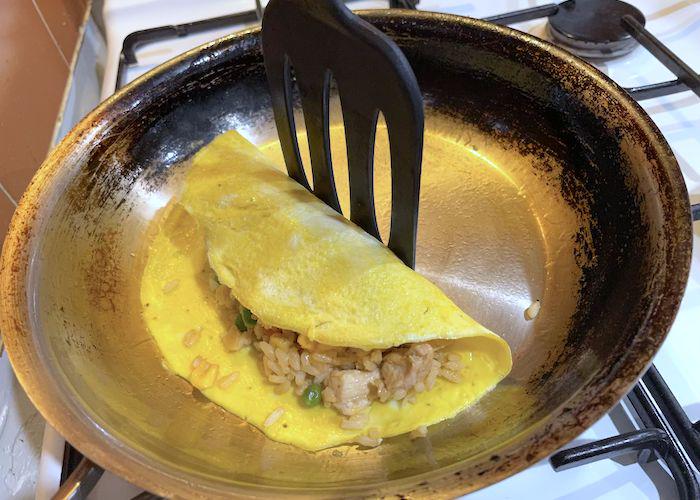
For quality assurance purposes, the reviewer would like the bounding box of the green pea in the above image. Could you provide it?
[234,313,247,332]
[241,307,257,328]
[302,383,322,407]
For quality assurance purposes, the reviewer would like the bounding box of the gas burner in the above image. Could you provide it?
[547,0,646,59]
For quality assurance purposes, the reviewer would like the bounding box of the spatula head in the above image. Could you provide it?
[262,0,424,268]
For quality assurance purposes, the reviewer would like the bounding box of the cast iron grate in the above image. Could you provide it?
[114,0,417,91]
[550,365,700,500]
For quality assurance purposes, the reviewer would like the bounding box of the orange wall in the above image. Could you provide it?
[0,0,88,244]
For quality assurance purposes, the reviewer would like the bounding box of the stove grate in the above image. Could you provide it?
[550,365,700,500]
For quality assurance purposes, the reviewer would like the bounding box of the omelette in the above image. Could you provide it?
[140,131,512,451]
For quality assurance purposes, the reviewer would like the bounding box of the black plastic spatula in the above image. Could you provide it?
[261,0,424,269]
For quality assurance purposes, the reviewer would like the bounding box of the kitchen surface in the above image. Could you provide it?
[1,0,699,498]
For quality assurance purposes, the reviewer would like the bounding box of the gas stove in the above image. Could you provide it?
[33,1,699,498]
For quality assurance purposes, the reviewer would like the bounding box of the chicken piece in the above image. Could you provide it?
[325,369,379,416]
[381,343,434,394]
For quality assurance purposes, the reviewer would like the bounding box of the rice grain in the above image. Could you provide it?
[182,328,201,348]
[525,300,541,320]
[410,425,428,439]
[264,407,285,427]
[162,279,180,294]
[341,413,369,430]
[217,372,239,389]
[356,435,382,447]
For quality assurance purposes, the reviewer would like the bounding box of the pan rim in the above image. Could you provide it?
[0,10,692,498]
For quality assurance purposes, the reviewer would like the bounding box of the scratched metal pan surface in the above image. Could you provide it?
[0,10,692,498]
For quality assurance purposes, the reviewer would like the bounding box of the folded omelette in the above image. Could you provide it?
[140,131,512,451]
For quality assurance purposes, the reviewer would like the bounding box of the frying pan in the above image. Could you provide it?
[0,11,693,498]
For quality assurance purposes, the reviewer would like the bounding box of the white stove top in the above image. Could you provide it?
[37,1,700,498]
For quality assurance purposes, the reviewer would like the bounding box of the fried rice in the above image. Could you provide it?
[214,284,463,440]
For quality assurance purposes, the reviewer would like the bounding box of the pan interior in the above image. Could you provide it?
[20,15,677,494]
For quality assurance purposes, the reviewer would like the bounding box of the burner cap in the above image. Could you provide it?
[547,0,646,59]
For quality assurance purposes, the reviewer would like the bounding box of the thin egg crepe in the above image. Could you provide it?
[141,131,512,450]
